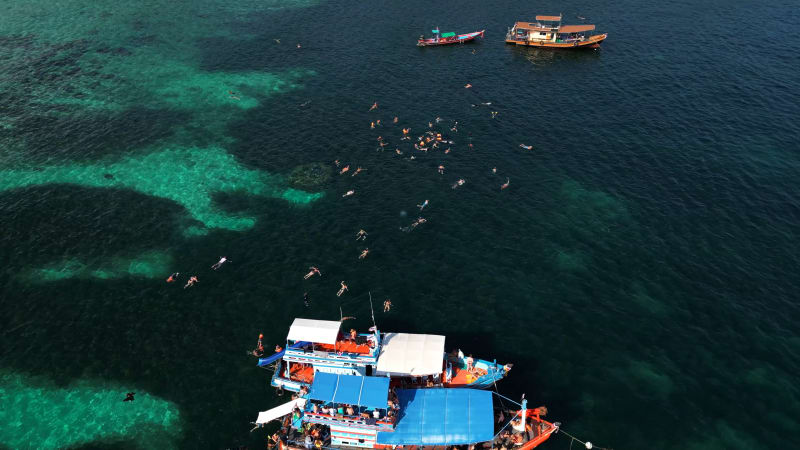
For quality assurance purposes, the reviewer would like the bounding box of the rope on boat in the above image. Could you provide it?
[491,390,522,407]
[558,428,613,450]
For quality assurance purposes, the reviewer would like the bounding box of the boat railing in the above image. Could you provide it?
[303,411,395,430]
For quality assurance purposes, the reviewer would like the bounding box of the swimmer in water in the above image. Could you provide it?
[395,148,403,155]
[376,119,381,126]
[491,111,498,118]
[166,272,179,283]
[352,167,365,177]
[358,248,369,259]
[371,122,375,129]
[184,276,198,289]
[411,217,427,228]
[299,100,311,107]
[124,392,135,402]
[334,159,340,166]
[297,43,301,48]
[465,83,472,88]
[451,122,458,132]
[303,292,310,307]
[337,281,348,297]
[451,179,466,189]
[438,165,445,174]
[383,299,392,312]
[445,148,451,154]
[343,190,355,197]
[492,167,497,174]
[435,117,442,123]
[340,165,350,175]
[304,266,321,279]
[393,117,398,123]
[211,257,229,270]
[369,102,378,111]
[417,200,429,211]
[356,229,368,241]
[428,122,433,128]
[519,144,533,150]
[501,178,510,190]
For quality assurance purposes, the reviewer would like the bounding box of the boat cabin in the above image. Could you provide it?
[270,318,380,392]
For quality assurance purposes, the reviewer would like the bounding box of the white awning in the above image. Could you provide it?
[256,398,306,424]
[286,318,341,345]
[376,333,445,376]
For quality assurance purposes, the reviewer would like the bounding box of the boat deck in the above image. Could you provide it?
[289,364,314,383]
[316,340,372,355]
[449,366,488,385]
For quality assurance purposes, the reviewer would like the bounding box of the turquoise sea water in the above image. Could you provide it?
[1,0,799,448]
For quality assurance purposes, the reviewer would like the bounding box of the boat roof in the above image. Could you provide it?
[308,372,390,410]
[376,333,445,376]
[559,24,595,33]
[286,318,341,345]
[536,15,562,21]
[440,32,456,38]
[256,398,306,424]
[514,22,549,31]
[376,388,494,446]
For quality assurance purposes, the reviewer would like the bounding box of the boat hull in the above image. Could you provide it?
[505,33,607,48]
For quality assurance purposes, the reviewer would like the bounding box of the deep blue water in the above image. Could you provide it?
[1,0,799,448]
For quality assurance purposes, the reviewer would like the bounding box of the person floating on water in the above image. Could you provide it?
[342,190,355,197]
[334,159,340,166]
[452,179,466,189]
[356,229,367,241]
[252,334,265,357]
[376,119,381,126]
[352,167,365,177]
[438,165,445,174]
[393,117,398,123]
[166,272,179,283]
[491,111,498,118]
[184,276,198,289]
[296,43,301,48]
[370,121,375,129]
[211,257,229,270]
[369,102,378,111]
[304,266,321,279]
[303,292,310,307]
[340,165,350,175]
[464,83,472,88]
[519,144,533,150]
[383,298,392,312]
[358,248,369,259]
[417,200,429,211]
[501,178,510,190]
[124,392,135,402]
[337,281,348,297]
[411,217,427,229]
[492,167,497,174]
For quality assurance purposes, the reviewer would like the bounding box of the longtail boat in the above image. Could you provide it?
[418,28,485,46]
[257,318,511,393]
[505,15,607,48]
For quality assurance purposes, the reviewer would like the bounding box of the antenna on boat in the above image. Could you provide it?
[368,291,377,331]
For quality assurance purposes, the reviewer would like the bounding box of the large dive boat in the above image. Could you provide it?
[505,15,607,48]
[254,372,560,449]
[258,318,511,393]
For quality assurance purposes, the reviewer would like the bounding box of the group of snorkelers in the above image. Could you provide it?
[165,256,230,289]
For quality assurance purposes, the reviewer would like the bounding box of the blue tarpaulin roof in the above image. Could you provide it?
[308,372,390,410]
[376,388,494,446]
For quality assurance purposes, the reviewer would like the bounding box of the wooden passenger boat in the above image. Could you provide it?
[505,15,607,48]
[418,28,485,46]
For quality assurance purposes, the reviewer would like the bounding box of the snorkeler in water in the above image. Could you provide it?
[166,272,179,283]
[519,144,533,150]
[501,178,510,190]
[352,167,365,177]
[356,229,368,241]
[211,257,229,270]
[451,179,465,189]
[438,165,445,174]
[184,276,198,289]
[343,190,355,197]
[358,248,369,259]
[304,266,322,279]
[340,165,350,175]
[337,281,348,297]
[369,102,378,111]
[417,200,429,211]
[124,392,135,402]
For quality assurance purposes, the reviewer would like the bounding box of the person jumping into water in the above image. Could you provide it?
[166,272,179,283]
[356,229,367,241]
[417,200,429,211]
[211,257,229,270]
[359,248,369,259]
[184,276,198,289]
[501,178,510,190]
[337,281,348,297]
[304,266,321,279]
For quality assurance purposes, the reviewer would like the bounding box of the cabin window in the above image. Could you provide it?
[539,32,546,36]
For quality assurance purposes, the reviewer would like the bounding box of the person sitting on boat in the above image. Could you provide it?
[346,405,355,416]
[372,409,381,419]
[349,328,357,341]
[299,385,309,396]
[466,354,475,372]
